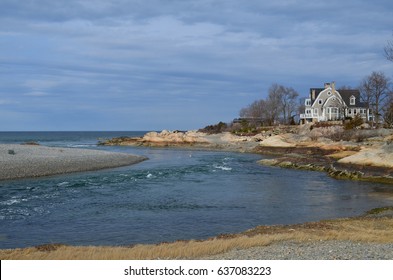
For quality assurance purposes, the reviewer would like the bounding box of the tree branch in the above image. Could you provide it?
[385,38,393,62]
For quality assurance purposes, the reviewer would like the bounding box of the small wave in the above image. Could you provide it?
[136,202,218,211]
[57,181,70,187]
[3,208,31,219]
[66,144,96,148]
[213,165,232,171]
[0,199,22,206]
[146,173,153,178]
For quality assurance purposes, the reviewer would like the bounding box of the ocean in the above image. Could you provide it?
[1,131,393,249]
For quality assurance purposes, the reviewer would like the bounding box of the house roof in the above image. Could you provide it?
[310,87,366,108]
[309,88,323,103]
[337,89,366,108]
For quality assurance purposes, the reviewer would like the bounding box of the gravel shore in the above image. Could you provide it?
[0,144,147,180]
[204,240,393,260]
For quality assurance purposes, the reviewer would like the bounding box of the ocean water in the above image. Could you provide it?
[1,131,393,249]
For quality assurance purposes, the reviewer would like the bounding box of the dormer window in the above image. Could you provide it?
[350,95,356,105]
[305,99,311,106]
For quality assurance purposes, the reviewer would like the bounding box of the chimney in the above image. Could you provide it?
[331,81,335,92]
[312,89,315,100]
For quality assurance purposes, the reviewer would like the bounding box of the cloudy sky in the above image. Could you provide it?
[1,0,392,131]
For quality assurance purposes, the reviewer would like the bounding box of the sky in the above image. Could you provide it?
[1,0,393,131]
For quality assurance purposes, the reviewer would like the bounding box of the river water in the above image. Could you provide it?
[0,131,392,249]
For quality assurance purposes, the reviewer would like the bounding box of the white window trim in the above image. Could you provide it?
[350,96,356,105]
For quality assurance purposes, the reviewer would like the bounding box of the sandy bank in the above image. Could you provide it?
[0,144,147,181]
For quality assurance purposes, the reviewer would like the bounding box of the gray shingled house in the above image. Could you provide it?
[300,82,372,123]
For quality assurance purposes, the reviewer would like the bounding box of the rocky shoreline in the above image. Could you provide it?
[257,147,393,184]
[100,125,393,184]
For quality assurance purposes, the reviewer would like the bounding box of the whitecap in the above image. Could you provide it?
[213,165,232,171]
[57,182,70,187]
[0,199,21,206]
[146,173,153,178]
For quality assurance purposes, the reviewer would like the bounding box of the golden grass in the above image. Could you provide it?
[1,216,393,260]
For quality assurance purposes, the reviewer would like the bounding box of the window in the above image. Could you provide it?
[354,109,357,114]
[350,96,356,105]
[327,91,331,96]
[306,109,311,115]
[305,99,311,106]
[318,99,323,105]
[314,108,318,115]
[348,109,352,115]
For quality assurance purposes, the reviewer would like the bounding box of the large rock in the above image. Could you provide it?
[338,143,393,168]
[259,134,296,147]
[142,130,206,144]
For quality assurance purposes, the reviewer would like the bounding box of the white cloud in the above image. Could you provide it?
[24,91,50,97]
[0,0,392,130]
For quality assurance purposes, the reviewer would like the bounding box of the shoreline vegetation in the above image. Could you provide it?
[2,125,393,259]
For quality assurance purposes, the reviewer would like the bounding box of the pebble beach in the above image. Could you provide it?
[0,144,147,181]
[204,241,393,260]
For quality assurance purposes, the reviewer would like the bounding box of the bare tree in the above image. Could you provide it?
[280,87,299,124]
[359,71,392,127]
[239,83,300,126]
[383,97,393,128]
[297,97,306,115]
[359,78,374,108]
[385,34,393,62]
[266,84,284,125]
[239,99,267,119]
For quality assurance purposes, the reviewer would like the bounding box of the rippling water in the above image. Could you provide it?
[1,132,393,249]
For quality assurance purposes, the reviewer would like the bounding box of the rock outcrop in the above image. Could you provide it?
[100,126,393,183]
[101,130,210,147]
[338,142,393,168]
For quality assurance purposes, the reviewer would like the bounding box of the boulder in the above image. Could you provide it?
[259,134,296,147]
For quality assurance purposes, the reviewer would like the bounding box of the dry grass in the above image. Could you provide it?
[1,215,393,260]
